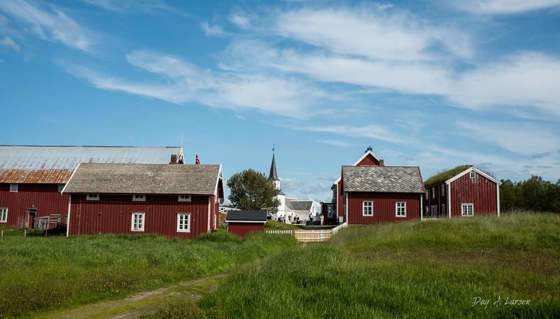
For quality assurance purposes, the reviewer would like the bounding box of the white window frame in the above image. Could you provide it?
[132,194,146,202]
[86,194,99,201]
[0,207,8,223]
[461,203,474,217]
[58,184,65,193]
[469,171,476,179]
[395,201,407,217]
[176,213,191,233]
[362,201,374,216]
[178,195,192,203]
[131,212,145,232]
[9,184,18,192]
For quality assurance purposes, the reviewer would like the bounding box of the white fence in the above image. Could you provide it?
[266,224,348,243]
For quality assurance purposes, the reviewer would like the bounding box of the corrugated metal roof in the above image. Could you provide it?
[0,145,180,184]
[63,163,221,195]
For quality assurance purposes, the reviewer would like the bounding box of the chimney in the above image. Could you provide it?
[170,154,178,164]
[379,159,384,166]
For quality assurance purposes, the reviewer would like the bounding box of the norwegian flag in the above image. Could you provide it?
[195,154,200,165]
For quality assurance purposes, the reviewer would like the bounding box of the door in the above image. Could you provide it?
[27,209,37,229]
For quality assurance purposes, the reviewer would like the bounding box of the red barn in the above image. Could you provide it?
[332,147,386,223]
[0,145,181,230]
[226,211,267,237]
[424,165,499,218]
[62,163,223,238]
[342,165,425,224]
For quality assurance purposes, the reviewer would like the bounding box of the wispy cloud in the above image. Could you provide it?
[455,0,560,15]
[317,139,353,148]
[0,36,19,51]
[201,22,225,37]
[285,124,406,144]
[456,121,560,155]
[64,50,330,117]
[80,0,177,14]
[0,0,93,52]
[229,13,250,28]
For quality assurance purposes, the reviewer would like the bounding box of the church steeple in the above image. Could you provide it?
[269,146,279,181]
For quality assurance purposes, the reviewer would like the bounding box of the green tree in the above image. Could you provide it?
[227,169,280,210]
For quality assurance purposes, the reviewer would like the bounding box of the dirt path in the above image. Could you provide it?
[37,274,227,319]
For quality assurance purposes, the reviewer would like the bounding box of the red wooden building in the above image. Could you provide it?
[331,147,385,223]
[63,163,223,238]
[332,147,424,224]
[0,145,181,230]
[225,211,267,237]
[424,165,499,218]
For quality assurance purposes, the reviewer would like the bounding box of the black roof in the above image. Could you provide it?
[226,210,267,222]
[269,153,279,181]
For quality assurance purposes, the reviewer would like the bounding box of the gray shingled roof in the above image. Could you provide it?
[286,199,313,211]
[343,166,424,193]
[63,163,221,195]
[226,211,267,222]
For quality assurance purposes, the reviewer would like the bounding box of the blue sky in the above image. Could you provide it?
[1,0,559,201]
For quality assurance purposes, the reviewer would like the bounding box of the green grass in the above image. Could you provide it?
[0,230,296,318]
[157,213,560,318]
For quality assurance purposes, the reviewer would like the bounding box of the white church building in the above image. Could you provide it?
[268,151,321,224]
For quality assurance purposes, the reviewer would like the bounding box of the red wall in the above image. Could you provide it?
[227,223,264,237]
[450,173,497,217]
[347,192,421,224]
[69,194,212,238]
[356,154,381,166]
[0,183,68,228]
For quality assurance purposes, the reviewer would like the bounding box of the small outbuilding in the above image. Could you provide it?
[226,211,267,237]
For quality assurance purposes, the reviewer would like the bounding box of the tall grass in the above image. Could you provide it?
[178,213,560,318]
[0,231,295,318]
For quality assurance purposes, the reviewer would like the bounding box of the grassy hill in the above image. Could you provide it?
[162,213,560,318]
[0,231,295,318]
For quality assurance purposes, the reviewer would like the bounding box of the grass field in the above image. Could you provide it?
[0,231,296,318]
[150,213,560,318]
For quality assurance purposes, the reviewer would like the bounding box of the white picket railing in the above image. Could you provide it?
[265,229,294,235]
[265,223,347,242]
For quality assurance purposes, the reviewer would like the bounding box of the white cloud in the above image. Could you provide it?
[201,22,225,37]
[65,50,328,117]
[317,139,352,148]
[0,36,19,51]
[275,8,472,61]
[456,121,559,155]
[80,0,175,13]
[456,0,560,15]
[450,53,560,116]
[0,0,93,52]
[286,124,406,144]
[229,13,250,28]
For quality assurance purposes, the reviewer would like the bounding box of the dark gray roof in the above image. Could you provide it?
[0,145,180,184]
[269,153,279,181]
[343,166,424,193]
[286,199,313,211]
[63,163,221,195]
[226,211,267,222]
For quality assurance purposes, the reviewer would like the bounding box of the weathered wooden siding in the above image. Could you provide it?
[450,172,497,217]
[347,192,421,224]
[69,194,211,238]
[0,183,68,228]
[424,182,448,218]
[227,223,264,237]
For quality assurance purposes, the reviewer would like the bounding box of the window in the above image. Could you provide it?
[395,202,406,217]
[425,191,428,200]
[469,171,476,179]
[132,194,146,202]
[0,208,7,223]
[58,184,65,193]
[86,194,99,201]
[431,205,438,215]
[177,213,191,233]
[9,184,18,192]
[178,195,192,202]
[362,201,373,216]
[131,212,145,232]
[441,204,446,215]
[441,184,445,196]
[461,203,474,217]
[431,188,435,199]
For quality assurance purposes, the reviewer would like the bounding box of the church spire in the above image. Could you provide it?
[269,146,279,181]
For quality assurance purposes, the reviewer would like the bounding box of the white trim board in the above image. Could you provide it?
[446,167,497,185]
